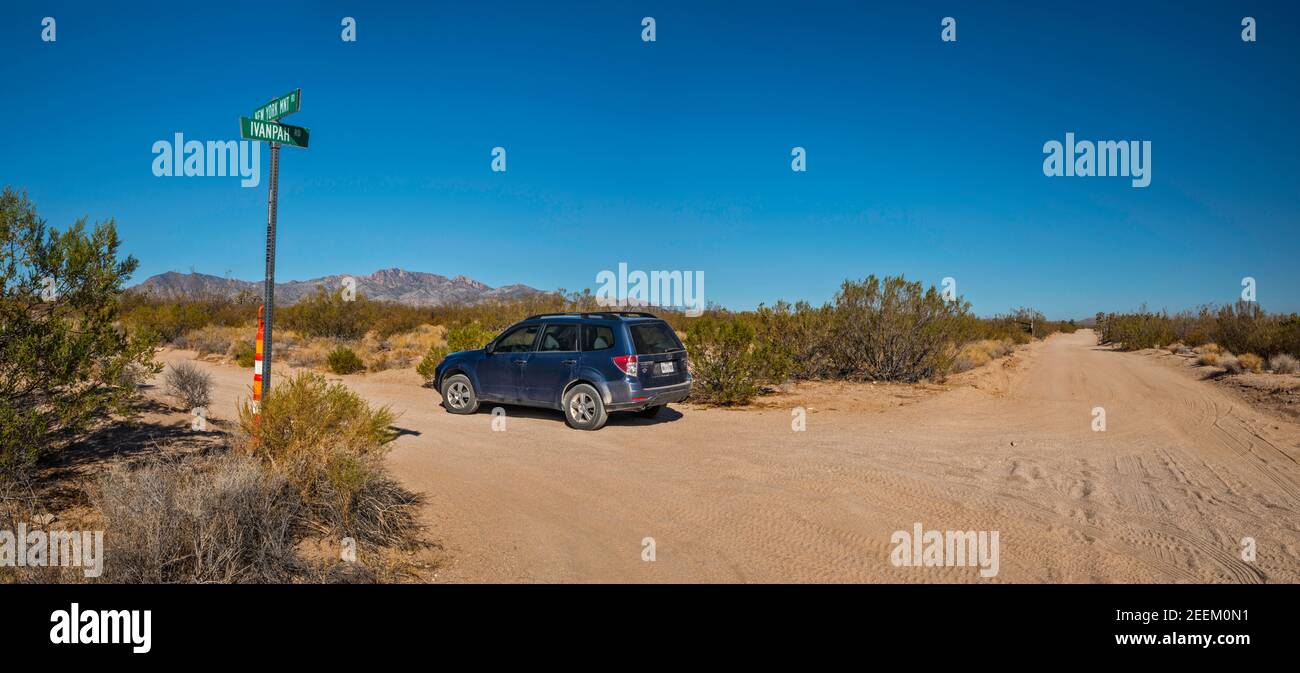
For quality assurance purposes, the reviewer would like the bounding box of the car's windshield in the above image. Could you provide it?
[629,322,683,354]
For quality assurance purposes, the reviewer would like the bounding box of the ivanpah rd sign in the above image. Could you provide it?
[239,117,310,148]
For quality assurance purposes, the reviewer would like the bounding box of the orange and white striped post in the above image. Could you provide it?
[252,304,265,421]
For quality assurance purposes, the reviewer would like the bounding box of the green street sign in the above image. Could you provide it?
[240,117,310,148]
[253,89,301,121]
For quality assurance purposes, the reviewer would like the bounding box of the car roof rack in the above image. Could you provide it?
[524,311,660,321]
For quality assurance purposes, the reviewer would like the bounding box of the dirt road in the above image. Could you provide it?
[157,330,1300,583]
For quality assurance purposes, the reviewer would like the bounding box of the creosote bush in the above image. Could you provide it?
[1099,302,1300,359]
[237,372,419,546]
[327,345,365,374]
[416,322,495,381]
[1,187,160,477]
[229,339,256,368]
[684,317,764,405]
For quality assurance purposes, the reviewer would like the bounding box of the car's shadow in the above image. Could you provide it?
[441,400,684,427]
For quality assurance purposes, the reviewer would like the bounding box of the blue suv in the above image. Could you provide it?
[432,312,692,430]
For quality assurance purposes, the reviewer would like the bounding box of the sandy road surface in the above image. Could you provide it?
[156,330,1300,582]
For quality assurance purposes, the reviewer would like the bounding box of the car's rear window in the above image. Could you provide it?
[630,322,683,354]
[582,324,615,352]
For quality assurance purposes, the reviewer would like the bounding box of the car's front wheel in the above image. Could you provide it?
[563,383,608,430]
[440,374,480,414]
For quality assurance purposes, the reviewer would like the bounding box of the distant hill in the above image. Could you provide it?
[129,268,548,306]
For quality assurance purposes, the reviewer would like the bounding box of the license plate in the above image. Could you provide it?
[658,361,675,374]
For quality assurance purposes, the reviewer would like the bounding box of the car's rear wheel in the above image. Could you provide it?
[563,384,608,430]
[441,374,479,414]
[635,405,664,419]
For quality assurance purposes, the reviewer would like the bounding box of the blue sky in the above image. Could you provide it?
[2,1,1297,319]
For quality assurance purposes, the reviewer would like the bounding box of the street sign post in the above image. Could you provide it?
[242,91,309,409]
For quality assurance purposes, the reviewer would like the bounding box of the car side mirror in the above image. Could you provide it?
[485,342,495,355]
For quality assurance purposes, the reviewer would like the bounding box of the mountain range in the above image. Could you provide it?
[129,268,548,306]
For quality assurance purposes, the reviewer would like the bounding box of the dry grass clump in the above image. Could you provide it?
[1237,353,1264,373]
[92,453,300,583]
[1268,353,1300,374]
[952,339,1015,373]
[1196,343,1222,366]
[1218,352,1243,375]
[163,361,212,410]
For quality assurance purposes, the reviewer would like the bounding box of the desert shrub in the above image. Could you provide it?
[229,339,256,368]
[92,454,300,583]
[1169,306,1217,347]
[174,324,239,356]
[749,300,834,380]
[1197,351,1220,366]
[237,373,416,545]
[0,187,160,477]
[277,288,436,341]
[164,361,212,409]
[1218,352,1243,375]
[1268,353,1299,374]
[1098,307,1175,351]
[279,287,369,340]
[827,275,969,382]
[1102,303,1300,359]
[327,346,365,374]
[683,317,763,405]
[416,322,495,380]
[119,293,259,344]
[1238,353,1264,373]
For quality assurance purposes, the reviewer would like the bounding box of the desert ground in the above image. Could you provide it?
[151,329,1300,583]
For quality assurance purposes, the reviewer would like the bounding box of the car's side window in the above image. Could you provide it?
[582,325,615,352]
[495,325,539,353]
[538,324,578,352]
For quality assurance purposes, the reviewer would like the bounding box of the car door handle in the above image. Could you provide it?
[561,359,577,365]
[512,359,528,365]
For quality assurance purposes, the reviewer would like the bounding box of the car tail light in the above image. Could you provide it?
[613,354,638,376]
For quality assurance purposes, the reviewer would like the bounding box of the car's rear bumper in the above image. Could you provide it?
[604,379,692,411]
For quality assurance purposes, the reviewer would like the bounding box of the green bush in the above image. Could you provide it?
[1,187,160,477]
[237,372,414,544]
[684,317,764,405]
[827,275,970,382]
[416,322,495,380]
[280,287,370,340]
[278,287,436,340]
[1099,303,1300,358]
[230,339,256,368]
[327,346,365,374]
